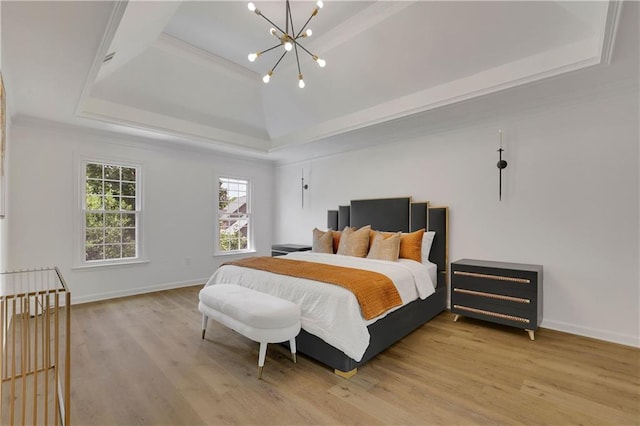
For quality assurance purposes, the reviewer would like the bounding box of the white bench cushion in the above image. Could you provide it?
[199,284,300,329]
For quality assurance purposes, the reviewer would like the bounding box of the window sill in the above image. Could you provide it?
[213,249,256,258]
[72,258,150,271]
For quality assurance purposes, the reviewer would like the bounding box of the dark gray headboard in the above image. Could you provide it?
[327,197,448,287]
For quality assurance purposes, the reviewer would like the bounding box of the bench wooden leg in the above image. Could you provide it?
[201,314,208,339]
[290,338,297,363]
[258,342,268,379]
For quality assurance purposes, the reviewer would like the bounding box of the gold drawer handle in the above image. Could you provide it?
[454,288,530,304]
[454,270,530,284]
[453,305,530,324]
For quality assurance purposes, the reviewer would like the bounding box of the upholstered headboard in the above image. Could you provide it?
[327,197,448,287]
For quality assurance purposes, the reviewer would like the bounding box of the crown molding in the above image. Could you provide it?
[155,33,260,83]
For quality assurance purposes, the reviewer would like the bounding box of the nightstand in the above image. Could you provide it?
[451,259,543,340]
[271,244,312,257]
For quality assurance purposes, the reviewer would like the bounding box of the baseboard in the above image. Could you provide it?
[71,278,207,305]
[541,318,640,348]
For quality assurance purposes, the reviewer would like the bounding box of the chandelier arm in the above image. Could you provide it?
[256,13,287,37]
[271,51,288,73]
[295,12,316,39]
[259,43,283,56]
[291,40,316,59]
[293,41,302,75]
[285,0,290,34]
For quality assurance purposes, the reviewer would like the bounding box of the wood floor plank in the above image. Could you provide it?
[68,286,640,425]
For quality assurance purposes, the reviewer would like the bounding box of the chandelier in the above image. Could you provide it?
[247,0,326,88]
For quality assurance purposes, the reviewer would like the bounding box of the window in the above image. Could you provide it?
[81,160,141,264]
[217,176,251,253]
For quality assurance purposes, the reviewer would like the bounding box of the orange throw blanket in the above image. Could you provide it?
[223,257,402,320]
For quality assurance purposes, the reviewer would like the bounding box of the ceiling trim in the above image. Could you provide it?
[270,37,603,150]
[154,33,261,83]
[80,97,270,152]
[601,0,624,64]
[75,1,128,119]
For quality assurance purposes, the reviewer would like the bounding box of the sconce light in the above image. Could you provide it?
[301,169,309,208]
[497,129,508,201]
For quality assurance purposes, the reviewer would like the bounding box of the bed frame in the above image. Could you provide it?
[295,197,448,377]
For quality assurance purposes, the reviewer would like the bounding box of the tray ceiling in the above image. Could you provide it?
[2,1,623,161]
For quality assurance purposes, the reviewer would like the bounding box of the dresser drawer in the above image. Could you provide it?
[451,290,535,321]
[452,271,536,298]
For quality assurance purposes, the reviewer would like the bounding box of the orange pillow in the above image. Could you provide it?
[332,230,342,254]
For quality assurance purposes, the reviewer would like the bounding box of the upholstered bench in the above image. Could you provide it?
[199,284,301,379]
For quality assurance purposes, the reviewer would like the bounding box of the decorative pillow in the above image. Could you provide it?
[367,232,401,261]
[312,228,333,253]
[332,230,344,254]
[337,225,371,257]
[398,228,424,262]
[421,231,436,263]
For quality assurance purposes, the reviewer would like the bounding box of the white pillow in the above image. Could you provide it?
[421,231,436,264]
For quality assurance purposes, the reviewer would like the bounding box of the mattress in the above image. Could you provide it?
[204,252,436,361]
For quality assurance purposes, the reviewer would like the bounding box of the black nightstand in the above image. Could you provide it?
[271,244,312,257]
[451,259,543,340]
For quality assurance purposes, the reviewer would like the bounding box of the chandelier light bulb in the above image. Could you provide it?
[316,0,323,9]
[284,41,293,51]
[317,58,326,67]
[248,2,256,12]
[248,52,258,62]
[305,29,312,37]
[298,74,305,88]
[270,27,277,36]
[263,71,272,83]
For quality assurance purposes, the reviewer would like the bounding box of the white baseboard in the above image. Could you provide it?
[541,318,640,348]
[71,278,207,305]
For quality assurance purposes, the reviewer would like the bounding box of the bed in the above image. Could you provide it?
[205,197,448,377]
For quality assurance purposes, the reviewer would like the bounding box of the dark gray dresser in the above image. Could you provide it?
[451,259,543,340]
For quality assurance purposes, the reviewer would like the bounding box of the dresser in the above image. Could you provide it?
[271,244,312,257]
[451,259,543,340]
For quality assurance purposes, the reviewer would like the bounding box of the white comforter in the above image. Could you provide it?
[204,252,436,361]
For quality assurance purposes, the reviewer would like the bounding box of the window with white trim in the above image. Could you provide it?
[217,176,251,253]
[81,160,141,264]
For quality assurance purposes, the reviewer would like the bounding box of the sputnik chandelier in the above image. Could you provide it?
[247,0,326,88]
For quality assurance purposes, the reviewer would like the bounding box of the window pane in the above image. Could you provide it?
[86,179,103,195]
[105,228,122,244]
[105,244,121,259]
[86,163,103,179]
[86,244,104,261]
[104,180,120,196]
[86,194,102,209]
[120,197,135,211]
[123,228,135,243]
[122,244,136,258]
[105,213,121,227]
[122,182,136,197]
[104,195,119,210]
[121,167,136,182]
[104,165,120,180]
[86,213,104,228]
[122,213,136,227]
[86,228,104,245]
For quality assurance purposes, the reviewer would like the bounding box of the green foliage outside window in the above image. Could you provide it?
[85,162,138,261]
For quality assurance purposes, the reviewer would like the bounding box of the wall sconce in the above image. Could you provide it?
[497,129,508,201]
[301,169,309,208]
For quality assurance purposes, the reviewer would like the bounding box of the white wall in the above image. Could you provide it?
[274,85,639,347]
[8,122,274,303]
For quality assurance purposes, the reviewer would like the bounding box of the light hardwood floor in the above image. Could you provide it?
[70,286,639,425]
